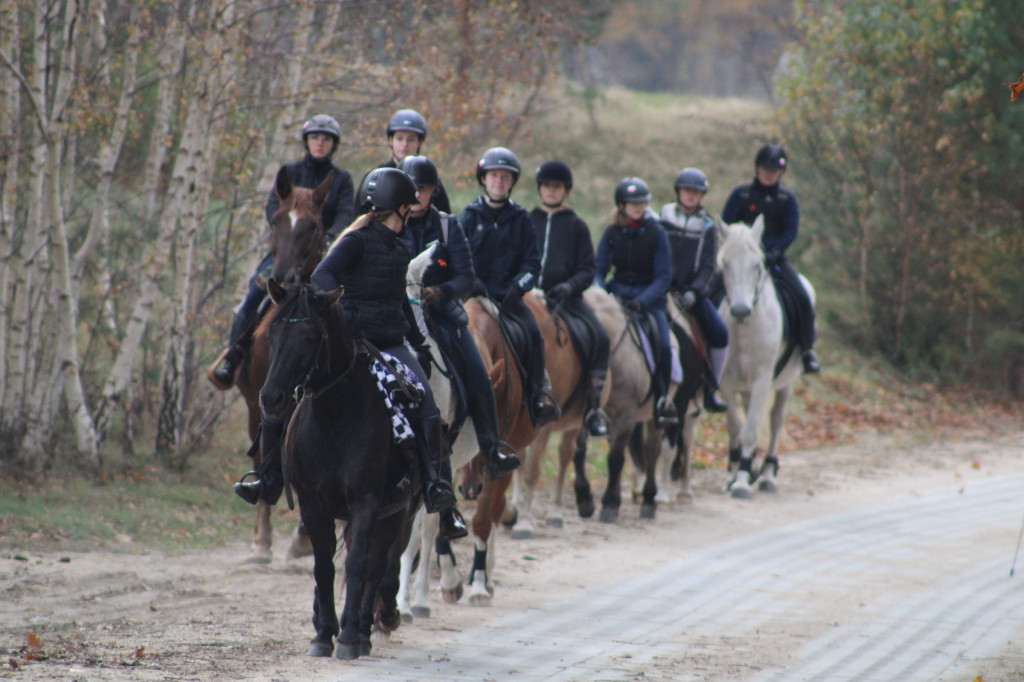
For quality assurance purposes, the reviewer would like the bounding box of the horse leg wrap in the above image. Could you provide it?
[435,536,454,563]
[738,455,754,474]
[469,547,487,585]
[761,456,779,477]
[728,447,742,472]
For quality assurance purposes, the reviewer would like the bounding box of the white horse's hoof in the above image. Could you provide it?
[758,478,778,493]
[731,485,753,500]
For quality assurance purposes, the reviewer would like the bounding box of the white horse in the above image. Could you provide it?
[396,244,476,621]
[717,215,814,499]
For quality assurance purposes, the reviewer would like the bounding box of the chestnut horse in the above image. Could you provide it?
[455,292,582,605]
[506,291,605,539]
[219,166,332,563]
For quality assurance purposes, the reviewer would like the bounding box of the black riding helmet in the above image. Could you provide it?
[755,144,787,171]
[357,167,418,213]
[535,160,573,189]
[614,177,652,205]
[397,155,439,188]
[674,168,708,193]
[302,114,341,145]
[476,147,521,187]
[387,109,427,140]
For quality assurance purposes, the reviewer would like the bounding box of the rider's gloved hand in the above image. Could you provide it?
[501,286,523,307]
[414,344,432,379]
[624,299,644,313]
[679,290,697,311]
[765,249,783,267]
[548,282,573,300]
[422,286,444,304]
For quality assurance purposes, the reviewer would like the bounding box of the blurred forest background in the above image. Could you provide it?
[1,0,1023,476]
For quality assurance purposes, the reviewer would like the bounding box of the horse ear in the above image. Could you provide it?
[312,170,333,209]
[716,218,730,242]
[750,214,766,245]
[268,277,287,304]
[275,165,293,202]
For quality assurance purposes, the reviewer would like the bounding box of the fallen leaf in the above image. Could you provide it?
[26,633,42,651]
[1008,74,1024,102]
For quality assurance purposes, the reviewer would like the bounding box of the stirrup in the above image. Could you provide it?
[439,507,468,540]
[482,441,520,479]
[654,397,679,427]
[802,350,821,374]
[703,386,728,414]
[531,390,561,427]
[233,470,263,505]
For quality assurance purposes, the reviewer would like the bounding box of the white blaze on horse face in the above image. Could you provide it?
[289,210,300,230]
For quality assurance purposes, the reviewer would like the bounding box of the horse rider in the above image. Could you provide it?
[595,177,678,427]
[660,167,730,413]
[460,146,561,428]
[235,167,468,540]
[398,155,521,480]
[721,144,820,374]
[529,160,612,437]
[209,114,355,389]
[354,108,451,214]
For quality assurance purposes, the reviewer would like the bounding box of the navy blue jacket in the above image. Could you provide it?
[721,178,799,255]
[460,198,540,299]
[594,217,672,310]
[402,207,475,301]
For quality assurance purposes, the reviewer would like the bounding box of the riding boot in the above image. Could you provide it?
[234,418,285,505]
[530,369,561,428]
[703,346,729,413]
[414,413,468,540]
[210,312,251,390]
[802,349,821,374]
[465,372,520,479]
[653,352,679,427]
[584,373,610,437]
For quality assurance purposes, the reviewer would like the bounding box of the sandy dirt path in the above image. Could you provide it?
[3,431,1024,681]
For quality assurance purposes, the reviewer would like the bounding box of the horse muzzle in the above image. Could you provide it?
[259,389,293,422]
[730,303,752,321]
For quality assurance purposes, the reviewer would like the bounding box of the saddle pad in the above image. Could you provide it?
[369,352,426,446]
[636,321,683,384]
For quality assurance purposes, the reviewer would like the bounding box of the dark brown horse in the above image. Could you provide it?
[215,166,331,563]
[260,280,416,659]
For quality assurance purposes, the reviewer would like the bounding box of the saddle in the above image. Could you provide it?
[620,306,682,401]
[546,301,598,413]
[495,307,532,391]
[768,271,804,378]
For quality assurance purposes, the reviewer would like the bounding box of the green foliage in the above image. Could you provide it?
[777,0,1024,382]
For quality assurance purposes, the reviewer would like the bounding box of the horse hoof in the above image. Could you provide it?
[286,535,314,559]
[308,641,333,657]
[245,545,272,564]
[730,486,753,500]
[334,642,361,660]
[640,503,656,519]
[469,592,492,607]
[758,479,778,493]
[510,527,533,540]
[360,640,372,657]
[411,606,430,619]
[401,612,413,625]
[376,607,401,633]
[501,506,518,528]
[577,500,595,519]
[545,517,563,529]
[442,584,463,604]
[599,508,618,523]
